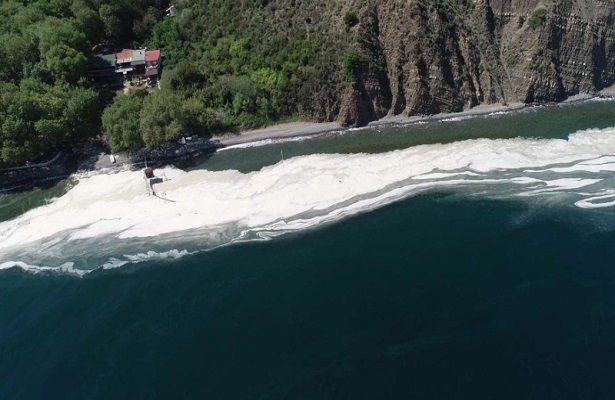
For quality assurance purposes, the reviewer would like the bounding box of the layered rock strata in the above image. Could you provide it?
[336,0,615,125]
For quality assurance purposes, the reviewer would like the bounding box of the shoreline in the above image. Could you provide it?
[2,91,614,192]
[213,88,615,148]
[213,83,615,147]
[213,103,529,149]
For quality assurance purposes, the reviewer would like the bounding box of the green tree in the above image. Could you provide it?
[45,43,88,84]
[163,60,204,93]
[342,49,364,82]
[528,8,547,29]
[98,4,124,44]
[133,6,161,42]
[71,0,104,43]
[0,79,99,165]
[139,91,183,147]
[0,32,40,83]
[38,18,89,56]
[147,18,184,68]
[0,81,42,164]
[63,84,100,140]
[102,93,146,152]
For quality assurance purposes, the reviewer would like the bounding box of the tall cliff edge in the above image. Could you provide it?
[333,0,615,125]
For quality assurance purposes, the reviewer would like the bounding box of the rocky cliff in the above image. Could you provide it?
[334,0,615,125]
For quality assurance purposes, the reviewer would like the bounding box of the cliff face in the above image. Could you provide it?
[335,0,615,125]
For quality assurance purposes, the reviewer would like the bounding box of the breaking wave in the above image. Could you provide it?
[3,126,615,275]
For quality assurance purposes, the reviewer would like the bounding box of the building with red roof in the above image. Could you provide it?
[88,47,162,82]
[145,50,161,77]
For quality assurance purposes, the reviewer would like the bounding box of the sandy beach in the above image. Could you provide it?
[216,121,343,146]
[215,102,527,147]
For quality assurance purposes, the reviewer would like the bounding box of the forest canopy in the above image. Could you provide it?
[1,0,347,165]
[0,0,167,165]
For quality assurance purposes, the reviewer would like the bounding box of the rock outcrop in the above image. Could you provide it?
[335,0,615,125]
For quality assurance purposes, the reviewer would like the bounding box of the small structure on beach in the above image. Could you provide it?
[144,166,166,197]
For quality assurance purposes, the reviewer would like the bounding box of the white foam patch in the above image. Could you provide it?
[441,116,475,122]
[219,138,277,150]
[575,193,615,209]
[0,261,85,276]
[123,249,191,262]
[3,127,615,265]
[587,96,615,103]
[101,249,192,270]
[527,159,615,173]
[521,178,602,194]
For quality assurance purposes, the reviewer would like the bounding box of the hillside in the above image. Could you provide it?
[337,0,615,124]
[154,0,615,129]
[1,0,615,166]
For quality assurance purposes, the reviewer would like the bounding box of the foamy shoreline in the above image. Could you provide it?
[3,91,612,192]
[5,124,615,271]
[83,94,612,176]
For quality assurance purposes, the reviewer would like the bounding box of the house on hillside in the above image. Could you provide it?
[145,50,161,78]
[131,49,146,75]
[88,47,162,83]
[115,48,133,75]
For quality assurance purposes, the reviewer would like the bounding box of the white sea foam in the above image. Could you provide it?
[100,249,192,270]
[3,126,615,274]
[575,192,615,209]
[441,116,474,122]
[123,249,191,262]
[219,138,277,150]
[521,178,603,194]
[587,96,615,103]
[0,261,85,276]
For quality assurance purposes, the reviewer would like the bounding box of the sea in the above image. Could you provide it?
[2,100,615,399]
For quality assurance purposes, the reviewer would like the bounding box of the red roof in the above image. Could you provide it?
[116,48,133,59]
[145,50,161,62]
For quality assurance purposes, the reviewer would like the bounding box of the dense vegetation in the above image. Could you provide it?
[0,0,168,166]
[1,0,354,163]
[138,0,346,143]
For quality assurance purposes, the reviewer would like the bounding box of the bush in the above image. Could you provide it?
[344,11,359,31]
[528,8,546,30]
[102,93,146,152]
[342,49,364,82]
[517,16,525,28]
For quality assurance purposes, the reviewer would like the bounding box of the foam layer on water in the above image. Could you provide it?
[2,127,615,274]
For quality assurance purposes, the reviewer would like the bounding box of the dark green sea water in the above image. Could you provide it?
[2,100,615,398]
